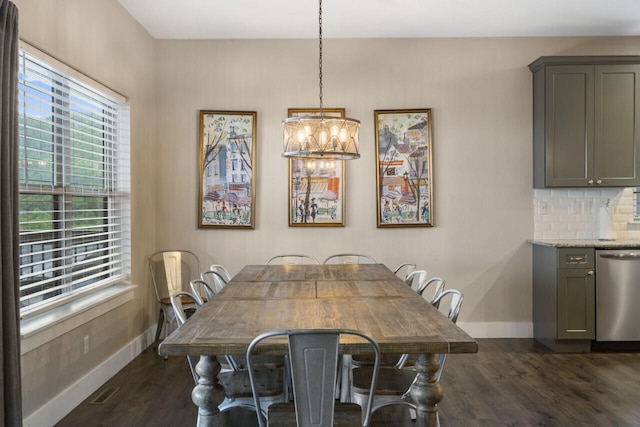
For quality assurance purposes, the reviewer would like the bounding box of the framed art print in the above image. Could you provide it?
[375,109,434,227]
[287,108,345,227]
[198,110,256,229]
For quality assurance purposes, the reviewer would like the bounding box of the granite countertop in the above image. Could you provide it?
[528,239,640,249]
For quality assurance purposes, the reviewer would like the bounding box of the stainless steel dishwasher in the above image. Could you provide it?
[595,249,640,342]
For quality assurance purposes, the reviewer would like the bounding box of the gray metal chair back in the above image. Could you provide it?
[393,262,416,279]
[148,250,200,301]
[266,254,320,265]
[169,291,198,327]
[247,329,380,427]
[189,279,216,308]
[323,253,377,264]
[200,270,227,293]
[432,288,463,324]
[417,277,446,303]
[209,263,232,283]
[147,250,200,345]
[170,291,200,383]
[404,270,428,292]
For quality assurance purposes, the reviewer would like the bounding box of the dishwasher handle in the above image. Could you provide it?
[598,252,640,260]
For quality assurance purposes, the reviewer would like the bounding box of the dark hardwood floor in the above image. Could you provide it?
[55,339,640,426]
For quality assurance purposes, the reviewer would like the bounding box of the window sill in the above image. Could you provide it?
[20,283,137,355]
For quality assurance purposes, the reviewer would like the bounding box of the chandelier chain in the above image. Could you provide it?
[281,0,360,160]
[318,0,323,115]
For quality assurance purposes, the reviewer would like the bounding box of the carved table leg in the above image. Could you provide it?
[192,355,225,427]
[410,353,444,427]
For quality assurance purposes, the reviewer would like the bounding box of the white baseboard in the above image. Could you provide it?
[457,321,533,338]
[23,327,155,427]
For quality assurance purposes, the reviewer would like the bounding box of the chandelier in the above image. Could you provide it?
[282,0,360,160]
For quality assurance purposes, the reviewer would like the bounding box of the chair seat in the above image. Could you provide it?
[352,366,416,396]
[218,367,283,398]
[268,402,362,427]
[160,295,198,306]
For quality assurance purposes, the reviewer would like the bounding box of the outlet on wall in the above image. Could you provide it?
[83,335,90,355]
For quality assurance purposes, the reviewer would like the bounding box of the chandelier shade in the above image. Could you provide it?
[283,115,360,159]
[281,0,360,160]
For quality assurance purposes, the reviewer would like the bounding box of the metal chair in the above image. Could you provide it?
[247,329,381,427]
[266,254,320,265]
[393,262,416,279]
[147,250,200,346]
[209,263,232,283]
[169,291,201,383]
[323,254,377,264]
[170,291,285,417]
[200,270,228,293]
[404,270,428,292]
[189,279,216,308]
[350,289,464,420]
[418,277,446,304]
[431,289,463,325]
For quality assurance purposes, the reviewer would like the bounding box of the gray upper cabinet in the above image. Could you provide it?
[530,56,640,188]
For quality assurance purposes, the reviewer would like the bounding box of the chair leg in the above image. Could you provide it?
[284,355,293,402]
[154,308,164,347]
[339,354,351,402]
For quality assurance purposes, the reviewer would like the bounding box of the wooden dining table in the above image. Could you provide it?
[158,263,478,427]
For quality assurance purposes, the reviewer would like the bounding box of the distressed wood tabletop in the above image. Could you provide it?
[160,264,477,356]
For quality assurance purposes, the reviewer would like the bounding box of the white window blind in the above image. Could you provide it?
[18,48,131,318]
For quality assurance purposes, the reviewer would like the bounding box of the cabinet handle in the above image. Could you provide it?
[587,180,594,185]
[587,270,594,276]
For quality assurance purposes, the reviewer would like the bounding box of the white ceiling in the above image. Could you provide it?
[117,0,640,39]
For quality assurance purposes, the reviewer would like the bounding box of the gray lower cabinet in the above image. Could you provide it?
[533,245,595,352]
[529,56,640,188]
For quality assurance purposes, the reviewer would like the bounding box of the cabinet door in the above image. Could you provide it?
[594,65,640,186]
[544,65,595,187]
[557,268,595,339]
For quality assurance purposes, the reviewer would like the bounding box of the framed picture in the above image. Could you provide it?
[288,108,345,227]
[374,109,434,227]
[198,110,256,229]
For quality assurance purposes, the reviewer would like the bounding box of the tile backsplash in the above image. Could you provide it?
[534,187,640,240]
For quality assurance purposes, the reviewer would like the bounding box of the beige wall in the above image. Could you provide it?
[12,0,640,421]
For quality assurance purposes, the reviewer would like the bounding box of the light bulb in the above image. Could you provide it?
[320,130,328,147]
[297,130,306,143]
